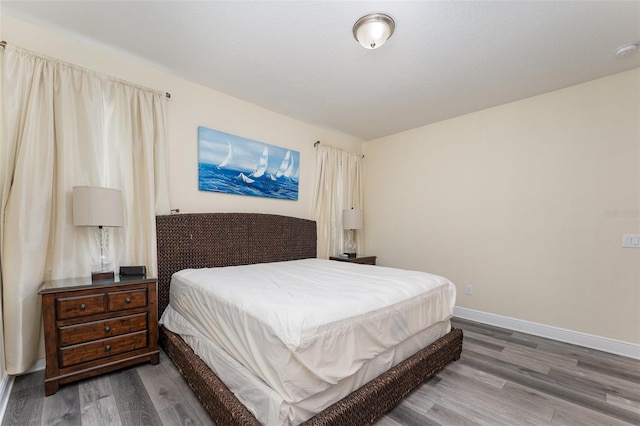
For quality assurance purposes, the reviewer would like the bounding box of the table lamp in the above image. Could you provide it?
[72,186,124,281]
[342,208,363,258]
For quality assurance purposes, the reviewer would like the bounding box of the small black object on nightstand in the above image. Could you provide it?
[120,265,146,277]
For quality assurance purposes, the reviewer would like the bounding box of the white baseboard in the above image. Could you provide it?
[0,357,45,422]
[453,306,640,360]
[0,373,15,423]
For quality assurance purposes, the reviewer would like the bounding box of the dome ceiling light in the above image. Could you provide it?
[615,43,639,58]
[353,13,395,50]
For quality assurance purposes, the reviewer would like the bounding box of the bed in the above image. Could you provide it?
[156,213,463,425]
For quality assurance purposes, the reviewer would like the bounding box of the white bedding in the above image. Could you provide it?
[162,259,456,407]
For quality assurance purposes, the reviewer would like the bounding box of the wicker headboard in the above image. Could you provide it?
[155,213,317,315]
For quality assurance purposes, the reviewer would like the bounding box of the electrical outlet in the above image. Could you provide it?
[465,284,473,295]
[622,234,640,248]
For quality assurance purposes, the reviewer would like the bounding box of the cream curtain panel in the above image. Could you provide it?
[311,144,364,259]
[0,45,170,374]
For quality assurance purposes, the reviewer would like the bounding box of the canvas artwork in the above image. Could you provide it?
[198,126,299,200]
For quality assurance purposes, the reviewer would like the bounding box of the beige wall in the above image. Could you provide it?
[363,69,640,344]
[0,15,363,219]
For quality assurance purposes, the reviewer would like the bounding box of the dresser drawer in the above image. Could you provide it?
[108,289,147,312]
[56,294,105,320]
[58,313,148,346]
[60,330,148,367]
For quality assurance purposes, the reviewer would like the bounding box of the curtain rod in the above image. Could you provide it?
[313,140,364,158]
[0,40,171,99]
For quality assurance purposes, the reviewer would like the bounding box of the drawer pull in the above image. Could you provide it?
[79,304,86,310]
[104,326,111,332]
[125,297,131,303]
[105,345,111,352]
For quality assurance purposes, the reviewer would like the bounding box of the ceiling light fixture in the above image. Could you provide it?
[353,13,395,50]
[615,43,639,58]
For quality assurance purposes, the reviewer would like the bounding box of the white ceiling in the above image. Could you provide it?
[2,1,639,140]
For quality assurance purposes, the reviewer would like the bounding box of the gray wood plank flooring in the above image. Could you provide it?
[2,318,638,425]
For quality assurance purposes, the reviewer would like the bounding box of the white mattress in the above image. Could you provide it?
[163,259,456,404]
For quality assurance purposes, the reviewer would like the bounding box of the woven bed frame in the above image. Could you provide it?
[156,212,463,425]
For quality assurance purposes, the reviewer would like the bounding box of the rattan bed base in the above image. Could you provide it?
[160,325,462,426]
[156,213,463,425]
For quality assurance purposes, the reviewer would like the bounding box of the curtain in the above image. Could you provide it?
[0,45,170,374]
[311,144,364,259]
[0,45,6,379]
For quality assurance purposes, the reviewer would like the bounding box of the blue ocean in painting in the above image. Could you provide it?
[198,126,299,200]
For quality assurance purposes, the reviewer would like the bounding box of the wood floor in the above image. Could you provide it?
[3,318,639,425]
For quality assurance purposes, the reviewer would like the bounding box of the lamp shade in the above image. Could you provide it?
[353,13,395,50]
[73,186,124,227]
[343,208,363,230]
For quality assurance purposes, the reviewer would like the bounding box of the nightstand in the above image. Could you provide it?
[329,255,377,265]
[38,276,159,396]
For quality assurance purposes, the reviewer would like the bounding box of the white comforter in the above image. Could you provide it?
[164,258,456,403]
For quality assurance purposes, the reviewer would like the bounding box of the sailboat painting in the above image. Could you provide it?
[198,126,299,200]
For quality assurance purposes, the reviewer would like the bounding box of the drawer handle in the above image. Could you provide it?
[105,345,111,352]
[104,326,111,333]
[125,297,131,303]
[79,304,86,310]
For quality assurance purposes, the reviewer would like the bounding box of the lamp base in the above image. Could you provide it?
[344,229,357,257]
[92,271,115,282]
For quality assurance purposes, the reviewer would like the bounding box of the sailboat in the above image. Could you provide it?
[217,140,233,169]
[275,150,292,179]
[283,154,294,179]
[237,172,255,183]
[249,145,269,179]
[238,145,268,184]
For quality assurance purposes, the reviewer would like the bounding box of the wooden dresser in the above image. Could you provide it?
[39,276,159,396]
